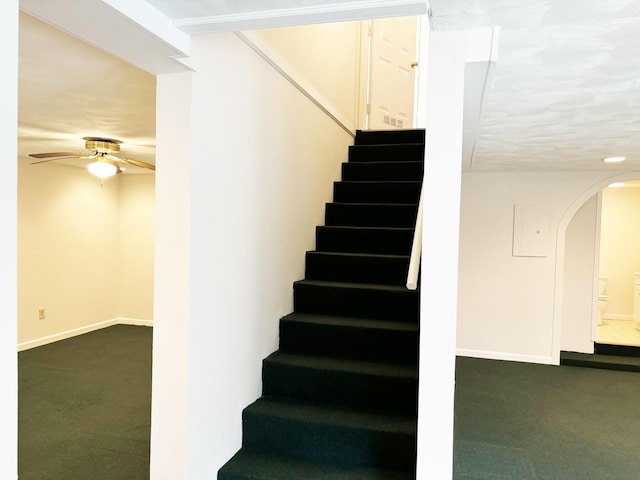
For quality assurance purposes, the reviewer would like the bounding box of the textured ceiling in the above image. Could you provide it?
[431,0,640,171]
[23,0,640,173]
[18,12,156,173]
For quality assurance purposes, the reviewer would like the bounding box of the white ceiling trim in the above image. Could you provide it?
[172,0,427,34]
[20,0,192,75]
[462,27,500,171]
[102,0,190,55]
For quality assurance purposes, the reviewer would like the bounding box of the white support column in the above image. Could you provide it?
[150,72,193,480]
[0,1,18,478]
[416,31,466,479]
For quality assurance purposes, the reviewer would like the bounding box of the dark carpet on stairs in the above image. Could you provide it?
[19,325,152,480]
[218,129,425,480]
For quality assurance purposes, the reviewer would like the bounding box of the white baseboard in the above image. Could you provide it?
[456,348,554,366]
[602,313,634,321]
[18,317,153,352]
[117,317,154,327]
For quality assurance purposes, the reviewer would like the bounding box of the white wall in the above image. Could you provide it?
[150,72,192,480]
[151,71,192,480]
[17,10,157,349]
[118,174,155,321]
[151,31,354,478]
[18,163,155,349]
[561,194,598,353]
[0,1,18,477]
[416,30,465,480]
[457,171,615,364]
[187,31,351,476]
[243,20,363,131]
[599,186,640,317]
[18,163,120,346]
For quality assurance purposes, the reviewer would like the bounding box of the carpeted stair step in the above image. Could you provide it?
[325,203,418,228]
[342,161,424,181]
[240,398,416,472]
[354,129,425,146]
[560,351,640,372]
[315,226,414,255]
[305,251,409,285]
[294,280,419,322]
[218,449,415,480]
[262,352,417,414]
[279,313,418,364]
[333,181,421,204]
[217,129,425,480]
[349,144,425,163]
[594,343,640,357]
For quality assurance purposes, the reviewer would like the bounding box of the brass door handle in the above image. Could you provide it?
[411,62,419,68]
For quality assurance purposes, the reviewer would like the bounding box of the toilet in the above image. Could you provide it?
[597,276,608,326]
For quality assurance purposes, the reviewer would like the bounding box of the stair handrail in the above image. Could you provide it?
[406,184,424,290]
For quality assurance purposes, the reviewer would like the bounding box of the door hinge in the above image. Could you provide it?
[366,104,372,114]
[368,24,373,37]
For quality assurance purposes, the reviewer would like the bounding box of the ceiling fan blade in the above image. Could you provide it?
[30,156,82,165]
[120,158,156,171]
[29,152,83,159]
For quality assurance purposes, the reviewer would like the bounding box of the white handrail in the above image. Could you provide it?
[406,184,424,290]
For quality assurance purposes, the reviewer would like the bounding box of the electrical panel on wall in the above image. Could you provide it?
[512,204,549,257]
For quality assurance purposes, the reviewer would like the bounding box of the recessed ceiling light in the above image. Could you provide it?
[608,182,625,188]
[603,156,626,163]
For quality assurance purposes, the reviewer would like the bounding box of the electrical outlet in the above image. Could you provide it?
[38,308,46,320]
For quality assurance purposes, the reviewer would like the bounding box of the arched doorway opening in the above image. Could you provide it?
[552,172,640,363]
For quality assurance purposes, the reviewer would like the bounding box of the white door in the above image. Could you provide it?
[368,16,418,130]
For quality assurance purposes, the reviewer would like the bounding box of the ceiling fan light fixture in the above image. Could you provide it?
[87,160,118,179]
[603,156,626,164]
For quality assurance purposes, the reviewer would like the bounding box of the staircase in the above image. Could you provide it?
[218,129,425,480]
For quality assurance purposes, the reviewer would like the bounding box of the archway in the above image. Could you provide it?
[552,171,640,363]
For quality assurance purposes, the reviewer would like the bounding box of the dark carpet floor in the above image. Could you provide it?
[454,356,640,480]
[19,325,152,480]
[18,326,640,479]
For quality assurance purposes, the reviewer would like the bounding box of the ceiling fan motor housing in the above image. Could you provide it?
[83,137,121,154]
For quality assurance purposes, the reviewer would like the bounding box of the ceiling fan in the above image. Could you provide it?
[29,137,155,180]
